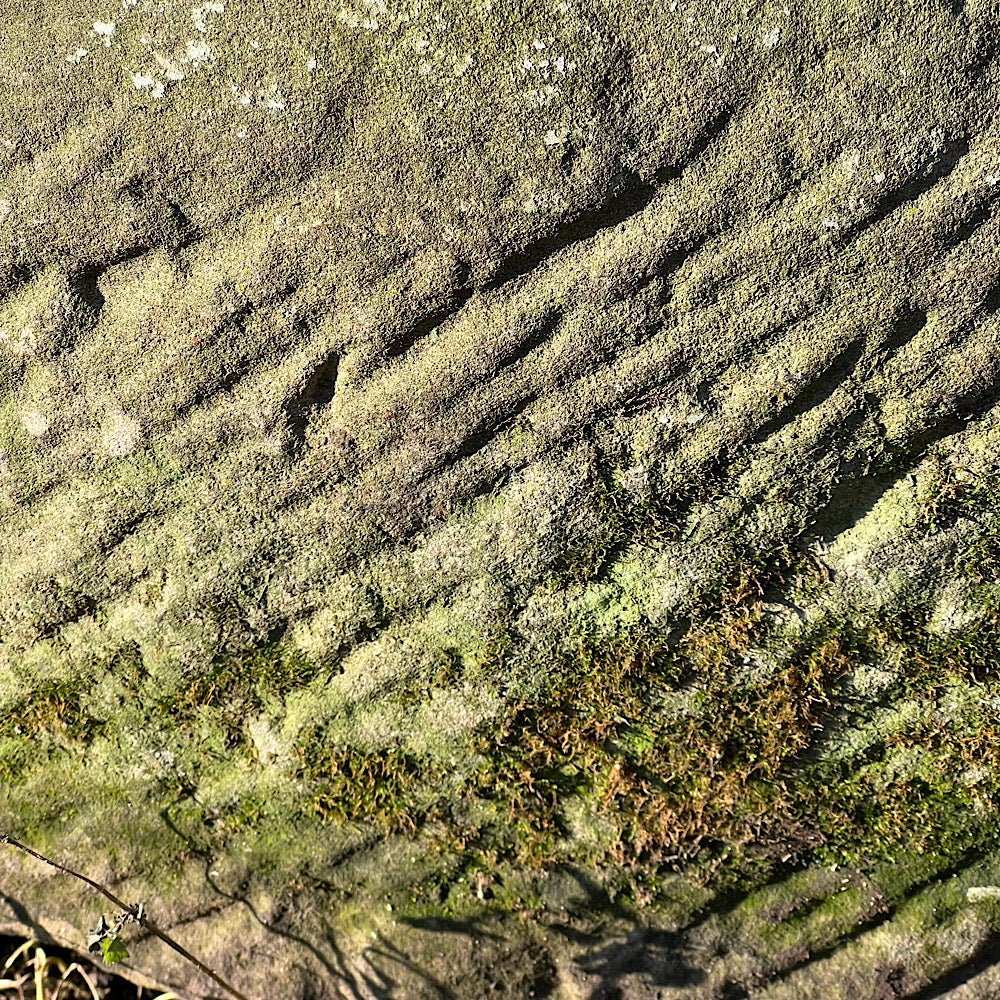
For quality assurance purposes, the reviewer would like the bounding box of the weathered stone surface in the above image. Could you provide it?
[2,0,1000,997]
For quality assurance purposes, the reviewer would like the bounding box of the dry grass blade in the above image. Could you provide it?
[2,939,35,973]
[1,835,253,1000]
[0,973,28,999]
[32,945,47,1000]
[53,962,102,1000]
[0,938,116,1000]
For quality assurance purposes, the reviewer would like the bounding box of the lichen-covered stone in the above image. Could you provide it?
[3,1,1000,997]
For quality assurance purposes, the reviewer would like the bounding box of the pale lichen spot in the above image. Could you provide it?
[21,411,50,438]
[191,2,226,32]
[338,8,378,30]
[522,47,574,82]
[0,199,11,223]
[184,39,213,66]
[66,48,89,65]
[524,84,559,108]
[763,27,781,48]
[102,414,141,457]
[2,326,36,356]
[130,71,166,98]
[93,21,116,47]
[968,886,1000,902]
[306,57,318,71]
[248,714,284,765]
[154,52,185,82]
[837,149,862,175]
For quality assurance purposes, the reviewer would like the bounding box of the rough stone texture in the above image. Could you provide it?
[2,1,1000,998]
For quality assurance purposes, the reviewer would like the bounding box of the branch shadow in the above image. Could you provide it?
[158,805,383,1000]
[540,867,709,1000]
[0,891,58,945]
[901,931,1000,1000]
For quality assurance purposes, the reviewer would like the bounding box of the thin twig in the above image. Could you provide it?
[1,833,253,1000]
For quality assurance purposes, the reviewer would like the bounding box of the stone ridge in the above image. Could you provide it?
[1,1,1000,998]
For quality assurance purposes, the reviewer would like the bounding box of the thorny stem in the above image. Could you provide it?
[0,833,252,1000]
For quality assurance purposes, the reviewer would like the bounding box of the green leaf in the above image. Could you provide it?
[100,935,129,965]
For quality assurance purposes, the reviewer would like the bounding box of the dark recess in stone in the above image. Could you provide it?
[483,108,734,292]
[285,352,341,447]
[387,286,474,359]
[840,137,971,246]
